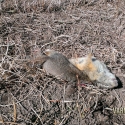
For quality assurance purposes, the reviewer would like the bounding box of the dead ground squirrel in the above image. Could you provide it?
[69,54,118,89]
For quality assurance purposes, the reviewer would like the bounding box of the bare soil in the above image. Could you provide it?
[0,0,125,125]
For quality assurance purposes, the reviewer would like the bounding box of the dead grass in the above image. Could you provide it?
[0,0,125,125]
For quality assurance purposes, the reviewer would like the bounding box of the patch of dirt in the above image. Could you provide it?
[0,0,125,125]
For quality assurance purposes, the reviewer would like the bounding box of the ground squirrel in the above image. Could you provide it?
[69,54,118,89]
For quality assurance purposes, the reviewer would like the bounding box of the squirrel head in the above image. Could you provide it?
[86,58,118,89]
[69,55,118,89]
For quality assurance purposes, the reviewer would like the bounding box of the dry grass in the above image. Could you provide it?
[0,0,125,125]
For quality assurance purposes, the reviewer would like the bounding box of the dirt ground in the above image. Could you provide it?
[0,0,125,125]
